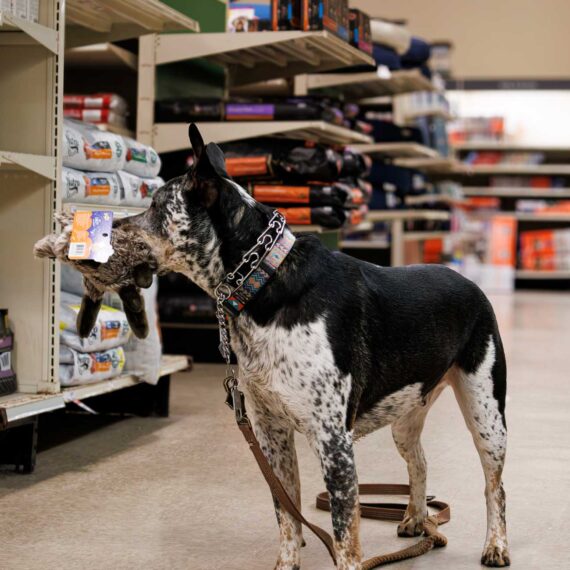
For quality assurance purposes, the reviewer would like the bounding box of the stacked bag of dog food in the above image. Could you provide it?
[64,93,131,130]
[61,118,163,208]
[220,138,371,229]
[59,266,162,387]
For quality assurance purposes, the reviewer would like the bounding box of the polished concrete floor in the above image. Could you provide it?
[1,292,569,569]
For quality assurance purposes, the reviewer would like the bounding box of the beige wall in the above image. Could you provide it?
[352,0,570,79]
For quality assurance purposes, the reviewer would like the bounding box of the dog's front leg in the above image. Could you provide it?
[308,425,362,570]
[247,398,303,570]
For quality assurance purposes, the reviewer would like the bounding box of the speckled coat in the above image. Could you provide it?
[35,125,510,569]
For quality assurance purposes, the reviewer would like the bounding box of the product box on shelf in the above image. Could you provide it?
[228,1,292,31]
[292,0,349,41]
[0,309,17,397]
[349,8,372,55]
[3,0,39,22]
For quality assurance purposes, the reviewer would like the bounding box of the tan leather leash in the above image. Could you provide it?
[226,378,451,569]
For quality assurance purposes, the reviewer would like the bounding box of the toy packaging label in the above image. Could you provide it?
[68,210,114,263]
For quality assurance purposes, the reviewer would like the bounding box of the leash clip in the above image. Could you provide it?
[223,375,248,424]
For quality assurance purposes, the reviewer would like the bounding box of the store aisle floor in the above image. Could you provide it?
[1,292,569,569]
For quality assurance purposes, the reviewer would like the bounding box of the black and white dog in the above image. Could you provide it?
[120,125,510,569]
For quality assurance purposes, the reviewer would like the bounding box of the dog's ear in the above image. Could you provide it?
[188,124,228,208]
[189,123,205,159]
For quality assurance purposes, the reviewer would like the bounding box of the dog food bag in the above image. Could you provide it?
[64,108,128,128]
[63,119,127,172]
[60,292,131,353]
[61,167,123,205]
[117,171,164,207]
[64,93,129,114]
[122,137,162,178]
[278,206,346,229]
[59,345,125,387]
[252,183,356,208]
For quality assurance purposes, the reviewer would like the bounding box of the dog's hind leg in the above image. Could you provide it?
[390,380,447,537]
[307,425,362,570]
[247,399,303,570]
[453,331,510,567]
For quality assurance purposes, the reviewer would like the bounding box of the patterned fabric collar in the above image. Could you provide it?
[215,212,296,317]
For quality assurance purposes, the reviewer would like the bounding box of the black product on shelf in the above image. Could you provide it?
[341,148,371,178]
[155,100,223,123]
[223,139,342,182]
[225,99,344,124]
[292,0,348,40]
[348,9,372,55]
[0,309,17,397]
[278,205,347,228]
[272,0,293,30]
[155,98,345,124]
[251,181,365,208]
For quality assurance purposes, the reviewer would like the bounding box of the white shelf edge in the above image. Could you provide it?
[64,202,146,218]
[0,11,58,53]
[515,212,570,222]
[367,209,450,222]
[153,121,373,154]
[65,43,138,70]
[352,142,440,159]
[515,270,570,279]
[403,230,449,241]
[340,239,390,249]
[394,156,458,172]
[0,355,189,426]
[462,187,570,198]
[0,393,65,427]
[456,164,570,175]
[0,150,56,180]
[453,142,570,152]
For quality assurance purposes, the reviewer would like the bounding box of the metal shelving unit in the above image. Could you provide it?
[137,31,375,150]
[0,1,199,472]
[455,164,570,175]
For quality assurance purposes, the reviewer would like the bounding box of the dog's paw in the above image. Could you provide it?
[397,514,425,537]
[274,564,300,570]
[481,544,511,567]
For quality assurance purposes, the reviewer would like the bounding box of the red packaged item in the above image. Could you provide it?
[64,93,128,113]
[226,156,270,178]
[64,108,127,128]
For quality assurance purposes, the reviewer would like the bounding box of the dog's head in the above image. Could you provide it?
[119,124,274,293]
[35,124,275,339]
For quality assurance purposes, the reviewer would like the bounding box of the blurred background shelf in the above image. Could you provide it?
[353,142,441,159]
[65,42,138,70]
[462,187,570,198]
[153,30,375,87]
[152,121,373,153]
[515,270,570,279]
[66,0,200,48]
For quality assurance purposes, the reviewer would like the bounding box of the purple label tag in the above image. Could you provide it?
[226,104,275,119]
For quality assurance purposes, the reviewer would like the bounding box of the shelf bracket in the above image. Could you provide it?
[0,151,57,180]
[0,12,58,54]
